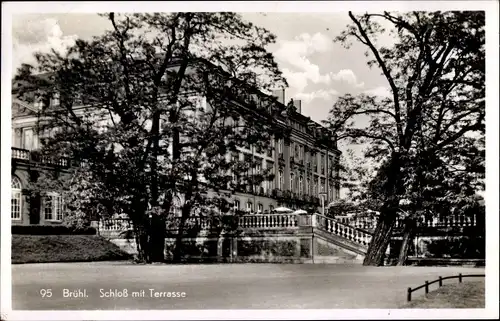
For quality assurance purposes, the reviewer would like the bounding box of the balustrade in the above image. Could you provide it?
[238,214,298,229]
[11,147,69,167]
[334,212,476,231]
[98,210,477,249]
[316,214,372,248]
[12,147,30,160]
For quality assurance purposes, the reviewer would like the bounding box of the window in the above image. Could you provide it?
[278,170,284,190]
[246,201,253,213]
[290,173,294,191]
[23,128,39,151]
[306,178,310,195]
[299,176,303,195]
[11,176,22,220]
[256,161,262,173]
[278,139,283,153]
[313,179,318,195]
[234,199,240,211]
[269,205,274,212]
[52,92,60,106]
[258,203,263,213]
[43,193,64,221]
[321,179,326,193]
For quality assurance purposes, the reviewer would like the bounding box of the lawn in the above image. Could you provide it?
[12,235,132,264]
[402,279,485,308]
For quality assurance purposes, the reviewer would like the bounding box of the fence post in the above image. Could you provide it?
[425,281,429,294]
[407,288,412,302]
[459,273,462,283]
[439,276,442,287]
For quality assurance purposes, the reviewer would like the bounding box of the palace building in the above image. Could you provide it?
[11,61,340,225]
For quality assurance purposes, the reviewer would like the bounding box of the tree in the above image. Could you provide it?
[326,11,485,265]
[14,12,287,263]
[395,134,485,265]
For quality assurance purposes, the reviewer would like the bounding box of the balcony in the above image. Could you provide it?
[12,147,70,168]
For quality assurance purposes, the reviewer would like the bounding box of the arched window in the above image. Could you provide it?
[11,176,22,220]
[257,203,263,213]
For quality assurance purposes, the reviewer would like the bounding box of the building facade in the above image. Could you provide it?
[11,98,71,225]
[11,66,341,225]
[225,91,340,215]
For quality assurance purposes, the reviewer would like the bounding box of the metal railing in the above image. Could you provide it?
[406,273,485,302]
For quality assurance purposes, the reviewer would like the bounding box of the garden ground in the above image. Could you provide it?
[12,262,484,310]
[401,279,485,308]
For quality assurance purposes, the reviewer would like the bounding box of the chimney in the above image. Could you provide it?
[292,99,302,114]
[272,88,286,105]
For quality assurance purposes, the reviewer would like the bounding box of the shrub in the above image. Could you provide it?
[12,225,96,235]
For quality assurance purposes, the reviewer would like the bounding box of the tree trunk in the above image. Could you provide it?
[149,214,166,262]
[134,225,151,263]
[172,204,191,263]
[397,218,416,266]
[363,154,403,266]
[363,207,396,266]
[173,201,191,263]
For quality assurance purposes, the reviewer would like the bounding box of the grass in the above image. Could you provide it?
[402,279,485,308]
[12,235,132,264]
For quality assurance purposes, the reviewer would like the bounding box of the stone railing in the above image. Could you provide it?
[412,214,477,228]
[335,213,477,230]
[97,218,132,232]
[336,215,378,230]
[238,214,298,229]
[96,211,478,243]
[11,147,70,167]
[165,216,212,231]
[98,213,301,234]
[12,147,30,160]
[316,214,372,247]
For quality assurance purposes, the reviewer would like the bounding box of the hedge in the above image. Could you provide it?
[12,225,97,235]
